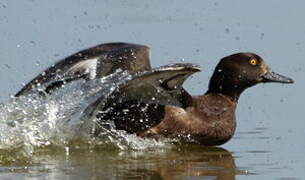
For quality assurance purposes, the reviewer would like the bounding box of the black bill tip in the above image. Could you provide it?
[262,71,294,84]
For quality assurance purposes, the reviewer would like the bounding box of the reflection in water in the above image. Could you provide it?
[0,145,245,180]
[132,146,238,180]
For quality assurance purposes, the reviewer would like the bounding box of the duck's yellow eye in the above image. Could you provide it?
[249,59,257,66]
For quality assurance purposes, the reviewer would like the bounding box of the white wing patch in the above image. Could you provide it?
[67,58,99,79]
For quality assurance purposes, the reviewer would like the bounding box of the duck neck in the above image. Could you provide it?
[206,89,242,103]
[206,82,247,103]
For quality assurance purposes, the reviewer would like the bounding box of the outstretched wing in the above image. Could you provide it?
[85,63,201,134]
[117,63,201,107]
[15,42,151,97]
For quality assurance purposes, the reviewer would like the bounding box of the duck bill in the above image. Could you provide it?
[262,71,294,84]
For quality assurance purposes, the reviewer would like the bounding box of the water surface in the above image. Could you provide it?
[0,0,304,180]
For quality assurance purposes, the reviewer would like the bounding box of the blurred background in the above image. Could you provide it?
[0,0,304,179]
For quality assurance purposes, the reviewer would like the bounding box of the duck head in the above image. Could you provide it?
[207,53,294,102]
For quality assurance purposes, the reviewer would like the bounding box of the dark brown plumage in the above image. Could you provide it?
[15,43,294,146]
[15,42,151,96]
[136,53,293,145]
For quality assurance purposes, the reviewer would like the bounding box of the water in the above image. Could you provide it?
[0,70,301,180]
[1,0,304,179]
[0,71,171,154]
[0,146,242,180]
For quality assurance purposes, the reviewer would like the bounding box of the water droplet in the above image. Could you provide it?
[260,33,265,40]
[65,146,69,156]
[4,64,11,69]
[35,61,41,67]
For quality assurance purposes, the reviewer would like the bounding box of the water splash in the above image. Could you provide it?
[0,70,169,164]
